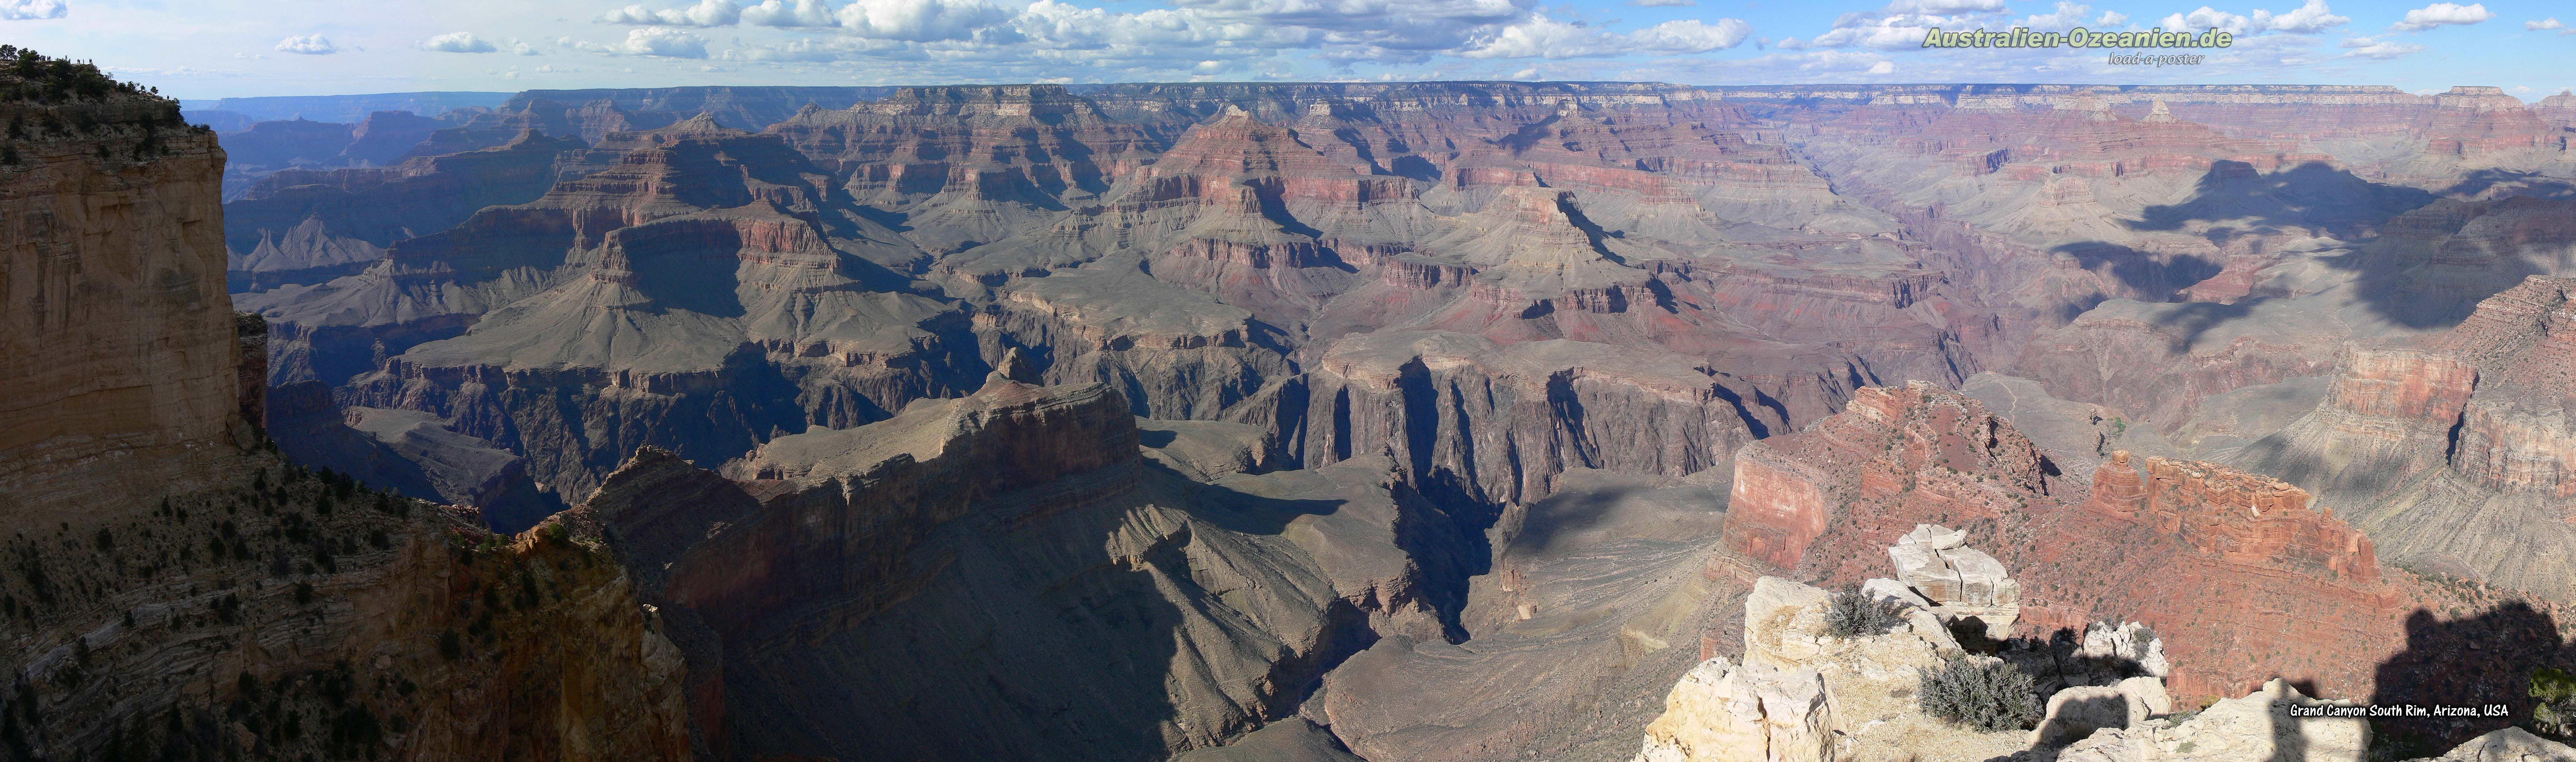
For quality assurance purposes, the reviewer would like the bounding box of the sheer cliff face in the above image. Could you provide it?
[1,94,251,506]
[0,61,689,761]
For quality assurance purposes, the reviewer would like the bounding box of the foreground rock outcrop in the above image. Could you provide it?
[1631,656,1840,762]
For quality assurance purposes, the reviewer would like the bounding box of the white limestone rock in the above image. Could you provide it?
[1633,656,1843,762]
[2080,622,2172,679]
[2412,727,2576,762]
[1887,523,2022,639]
[2046,678,2369,762]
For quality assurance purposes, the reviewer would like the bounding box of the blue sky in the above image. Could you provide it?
[2,0,2567,99]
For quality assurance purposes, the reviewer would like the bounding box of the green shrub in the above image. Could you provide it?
[1918,657,2042,732]
[2537,667,2576,739]
[1825,585,1907,638]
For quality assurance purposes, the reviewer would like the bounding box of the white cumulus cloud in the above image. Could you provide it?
[273,34,336,54]
[572,27,711,57]
[2525,17,2562,30]
[2097,10,2128,25]
[1881,0,2004,14]
[418,32,500,53]
[1462,14,1751,58]
[2256,0,2346,33]
[2338,34,2423,57]
[836,0,1014,41]
[2021,2,2091,29]
[2159,1,2344,35]
[1631,18,1754,52]
[743,0,839,26]
[1867,60,1895,74]
[2162,7,2253,34]
[0,0,65,20]
[2391,2,2491,31]
[599,0,742,27]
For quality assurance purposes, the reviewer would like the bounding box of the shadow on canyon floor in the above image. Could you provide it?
[2126,161,2437,237]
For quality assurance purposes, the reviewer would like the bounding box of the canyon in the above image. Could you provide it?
[4,64,2571,760]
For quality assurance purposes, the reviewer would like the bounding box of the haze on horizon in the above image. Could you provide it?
[0,0,2568,100]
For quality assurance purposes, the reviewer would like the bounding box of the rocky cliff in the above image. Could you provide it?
[2235,275,2576,603]
[1719,381,2440,707]
[572,379,1479,759]
[0,50,690,760]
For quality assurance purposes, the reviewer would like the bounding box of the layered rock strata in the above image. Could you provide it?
[2233,275,2576,602]
[0,54,690,760]
[573,379,1478,759]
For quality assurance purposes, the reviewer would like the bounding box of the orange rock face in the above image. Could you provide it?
[1727,382,2483,707]
[2087,452,2379,584]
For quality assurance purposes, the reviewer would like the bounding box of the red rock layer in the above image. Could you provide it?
[1726,381,2452,706]
[2082,452,2378,583]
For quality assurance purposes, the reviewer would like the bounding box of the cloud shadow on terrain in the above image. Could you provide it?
[2054,159,2571,337]
[2124,161,2435,237]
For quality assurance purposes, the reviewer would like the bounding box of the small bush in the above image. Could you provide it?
[1825,586,1906,639]
[1918,657,2042,732]
[2537,667,2576,740]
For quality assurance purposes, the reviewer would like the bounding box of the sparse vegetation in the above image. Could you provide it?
[1917,656,2042,732]
[2536,667,2576,740]
[1825,585,1906,638]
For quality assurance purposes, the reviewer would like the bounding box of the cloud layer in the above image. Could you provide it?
[419,32,501,53]
[273,34,336,55]
[2392,2,2491,32]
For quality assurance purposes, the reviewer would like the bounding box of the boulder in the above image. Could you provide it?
[2047,678,2368,762]
[1633,656,1843,762]
[2031,685,2135,747]
[2030,678,2171,748]
[1887,523,2022,639]
[1745,576,1835,668]
[1863,577,1961,652]
[2115,676,2173,716]
[2080,622,2172,679]
[2411,727,2576,762]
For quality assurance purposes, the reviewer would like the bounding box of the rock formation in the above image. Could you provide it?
[1630,656,1840,762]
[168,76,2576,760]
[0,51,690,760]
[1887,524,2022,639]
[2235,275,2576,602]
[223,129,586,291]
[2043,678,2369,762]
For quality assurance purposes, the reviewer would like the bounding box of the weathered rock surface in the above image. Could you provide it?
[1716,381,2444,709]
[1,88,243,493]
[2406,728,2576,762]
[1630,656,1840,762]
[2233,275,2576,602]
[2043,679,2368,762]
[1888,523,2022,639]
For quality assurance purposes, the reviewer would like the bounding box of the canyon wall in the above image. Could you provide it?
[0,54,690,760]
